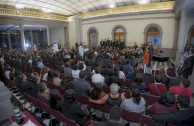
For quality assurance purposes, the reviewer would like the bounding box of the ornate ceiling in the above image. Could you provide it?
[0,0,174,16]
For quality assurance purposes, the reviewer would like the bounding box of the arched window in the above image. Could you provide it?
[188,25,194,45]
[144,24,162,55]
[88,27,98,47]
[112,25,127,44]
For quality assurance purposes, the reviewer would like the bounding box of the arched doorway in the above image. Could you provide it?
[144,24,162,55]
[188,25,194,45]
[112,25,127,44]
[88,27,98,47]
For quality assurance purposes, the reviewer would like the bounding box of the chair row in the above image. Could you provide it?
[18,89,80,126]
[138,68,175,77]
[75,93,155,126]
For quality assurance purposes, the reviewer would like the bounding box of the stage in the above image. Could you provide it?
[152,55,169,62]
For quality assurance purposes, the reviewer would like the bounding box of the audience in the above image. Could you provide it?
[49,89,62,111]
[126,67,138,80]
[38,82,50,104]
[142,67,154,84]
[130,75,146,93]
[92,67,105,84]
[64,62,72,77]
[72,64,80,79]
[151,94,194,126]
[89,83,106,100]
[168,68,182,88]
[40,66,49,81]
[53,70,61,86]
[169,77,192,99]
[73,70,91,96]
[89,83,125,107]
[147,75,167,96]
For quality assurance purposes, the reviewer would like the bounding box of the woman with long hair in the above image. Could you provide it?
[121,88,146,126]
[158,68,169,86]
[40,66,49,81]
[89,83,106,100]
[49,89,61,111]
[130,75,146,93]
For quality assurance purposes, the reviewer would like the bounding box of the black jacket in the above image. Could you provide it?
[182,55,194,78]
[151,107,194,126]
[142,73,154,84]
[94,121,125,126]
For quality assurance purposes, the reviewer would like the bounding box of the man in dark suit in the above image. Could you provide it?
[182,48,194,79]
[100,39,103,47]
[148,43,153,67]
[126,67,138,80]
[142,67,155,84]
[106,38,110,47]
[122,60,133,72]
[103,39,106,48]
[169,68,182,89]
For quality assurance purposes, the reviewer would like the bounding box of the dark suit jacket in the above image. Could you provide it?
[88,59,96,67]
[182,55,194,78]
[142,73,154,84]
[151,107,194,126]
[122,64,133,72]
[126,72,137,80]
[169,75,182,88]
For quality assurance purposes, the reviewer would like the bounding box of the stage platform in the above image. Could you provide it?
[153,55,169,62]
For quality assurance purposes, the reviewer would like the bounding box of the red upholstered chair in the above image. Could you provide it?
[37,99,53,114]
[28,95,40,108]
[120,79,133,87]
[167,72,175,77]
[32,66,41,74]
[140,115,155,126]
[88,102,102,110]
[122,110,141,123]
[54,65,59,70]
[118,89,130,99]
[103,86,110,93]
[147,94,159,105]
[75,93,89,105]
[24,72,31,78]
[101,104,114,113]
[138,68,144,74]
[47,82,65,94]
[152,70,159,76]
[87,81,95,87]
[140,93,147,101]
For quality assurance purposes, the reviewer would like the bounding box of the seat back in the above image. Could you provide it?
[118,89,130,99]
[140,93,147,101]
[37,100,53,114]
[101,104,114,113]
[28,95,40,108]
[47,82,65,94]
[152,70,159,76]
[140,115,155,126]
[89,102,101,110]
[75,93,89,105]
[147,94,159,105]
[103,86,110,93]
[167,72,175,77]
[32,66,41,74]
[120,79,133,87]
[122,110,141,123]
[138,68,144,74]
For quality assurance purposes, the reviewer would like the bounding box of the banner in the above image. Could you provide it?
[53,41,58,44]
[150,36,162,46]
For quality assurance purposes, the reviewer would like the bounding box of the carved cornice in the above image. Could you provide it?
[0,8,67,21]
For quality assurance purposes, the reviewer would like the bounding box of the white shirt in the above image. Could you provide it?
[53,44,59,53]
[72,70,80,79]
[92,73,105,84]
[119,71,126,79]
[79,46,84,57]
[0,57,4,64]
[5,71,10,79]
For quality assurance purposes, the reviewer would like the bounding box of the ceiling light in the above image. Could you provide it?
[109,3,115,8]
[138,0,150,4]
[41,8,47,12]
[15,3,25,9]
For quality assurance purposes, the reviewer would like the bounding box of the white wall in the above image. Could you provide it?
[82,13,176,49]
[50,27,65,46]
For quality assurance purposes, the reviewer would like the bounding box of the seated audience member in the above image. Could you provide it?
[73,70,91,96]
[167,63,176,73]
[61,89,90,126]
[49,89,62,111]
[85,66,93,82]
[126,67,138,80]
[53,70,61,86]
[40,66,49,81]
[122,60,133,72]
[147,91,177,114]
[58,63,65,73]
[105,69,121,86]
[38,82,50,104]
[169,78,192,99]
[89,83,125,107]
[47,69,54,82]
[26,63,34,74]
[60,76,73,90]
[168,68,182,88]
[158,68,169,86]
[142,67,154,84]
[121,88,146,126]
[94,106,125,126]
[5,64,11,79]
[9,68,16,81]
[72,64,80,79]
[64,62,72,77]
[92,67,105,84]
[130,75,146,93]
[17,74,32,95]
[31,75,41,98]
[89,83,106,100]
[151,94,194,126]
[37,58,44,68]
[114,67,125,79]
[147,75,167,96]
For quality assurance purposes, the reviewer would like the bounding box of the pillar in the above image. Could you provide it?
[30,31,34,50]
[64,27,70,48]
[19,25,25,50]
[175,9,187,65]
[8,33,12,50]
[47,26,50,46]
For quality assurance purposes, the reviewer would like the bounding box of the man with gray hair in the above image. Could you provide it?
[142,67,154,84]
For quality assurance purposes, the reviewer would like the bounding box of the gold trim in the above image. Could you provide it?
[80,1,175,19]
[0,8,68,21]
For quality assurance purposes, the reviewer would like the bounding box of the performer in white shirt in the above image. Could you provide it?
[53,42,59,53]
[79,43,84,59]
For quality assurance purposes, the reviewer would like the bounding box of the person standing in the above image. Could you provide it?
[79,43,84,59]
[148,42,153,67]
[100,39,103,47]
[144,47,150,67]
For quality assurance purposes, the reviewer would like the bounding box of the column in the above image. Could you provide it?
[30,31,34,50]
[64,27,70,48]
[47,26,50,46]
[8,33,12,50]
[75,16,81,43]
[175,9,187,65]
[20,25,25,50]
